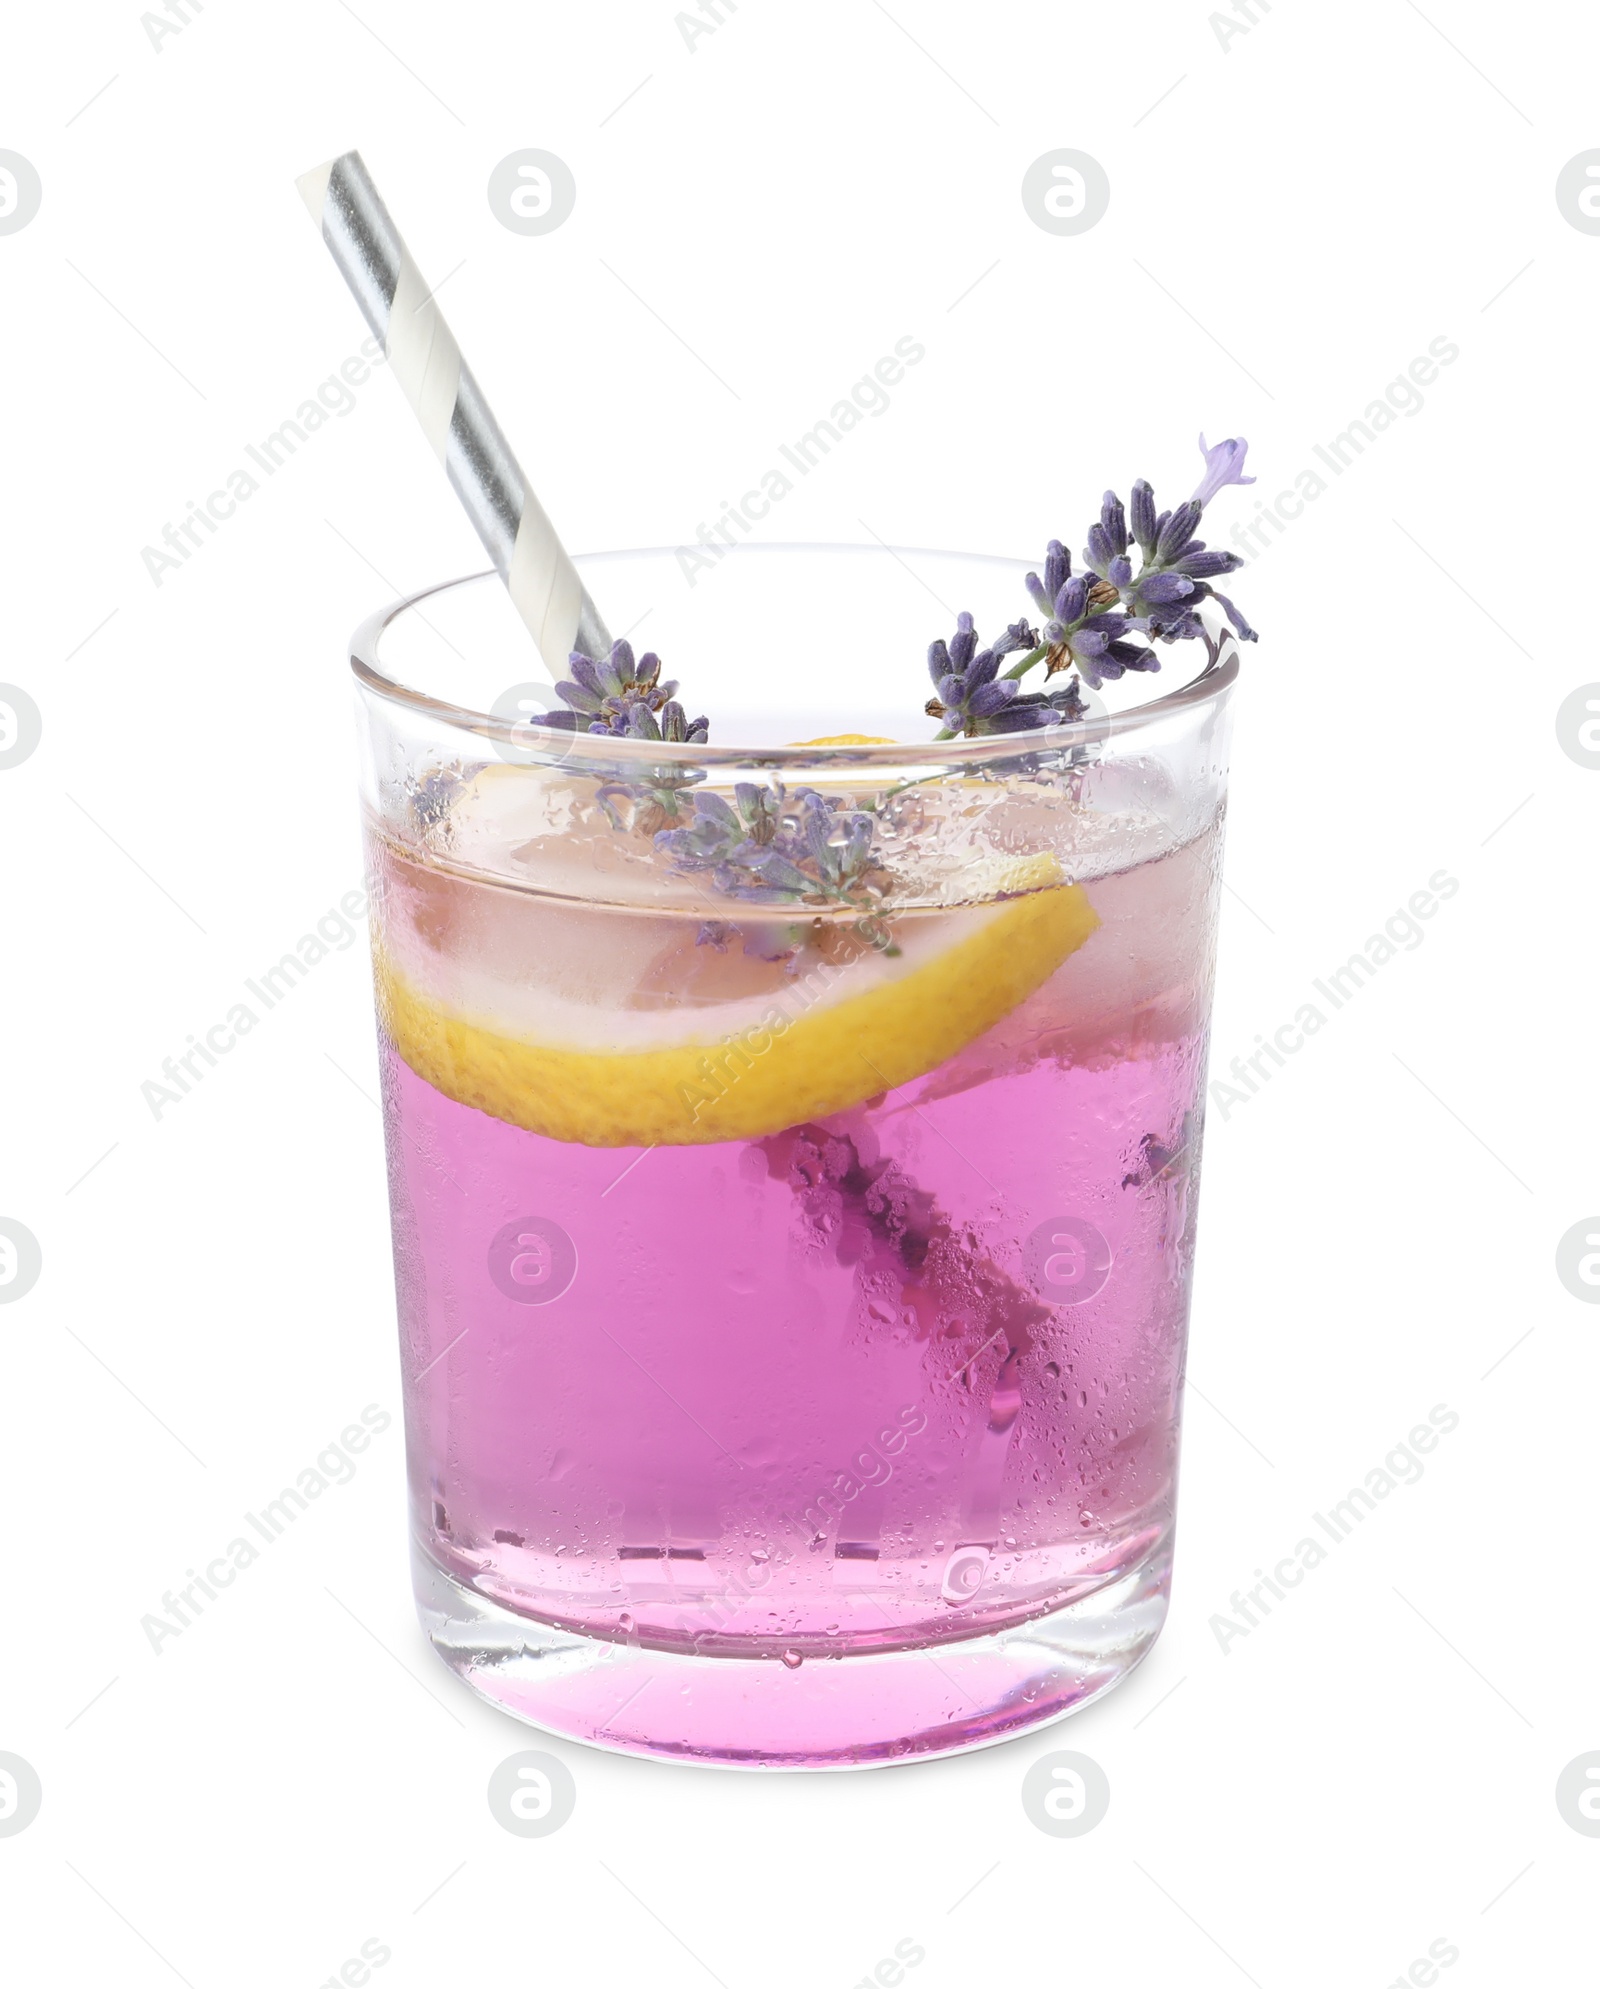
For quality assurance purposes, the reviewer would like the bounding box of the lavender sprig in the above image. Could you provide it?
[960,433,1259,736]
[656,783,886,908]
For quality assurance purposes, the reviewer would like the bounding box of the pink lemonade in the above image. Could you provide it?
[370,782,1221,1762]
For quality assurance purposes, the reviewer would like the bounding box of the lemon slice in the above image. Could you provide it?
[377,856,1098,1147]
[786,733,899,747]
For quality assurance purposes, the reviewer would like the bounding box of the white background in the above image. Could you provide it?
[1,2,1595,1983]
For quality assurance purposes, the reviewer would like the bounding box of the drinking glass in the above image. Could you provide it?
[352,545,1239,1767]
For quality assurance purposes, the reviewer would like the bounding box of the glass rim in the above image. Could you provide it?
[349,546,1243,771]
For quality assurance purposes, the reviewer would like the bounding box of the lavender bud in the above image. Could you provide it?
[1129,480,1157,554]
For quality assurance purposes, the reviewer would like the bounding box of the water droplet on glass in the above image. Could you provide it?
[780,1649,803,1669]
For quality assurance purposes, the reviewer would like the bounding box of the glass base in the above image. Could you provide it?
[413,1532,1171,1769]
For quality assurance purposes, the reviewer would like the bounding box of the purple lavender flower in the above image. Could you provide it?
[1085,493,1134,593]
[549,639,680,732]
[1023,542,1074,623]
[657,784,774,868]
[1022,539,1161,690]
[657,782,885,908]
[1210,591,1258,642]
[1191,433,1255,507]
[924,614,1063,736]
[599,697,708,744]
[585,679,709,827]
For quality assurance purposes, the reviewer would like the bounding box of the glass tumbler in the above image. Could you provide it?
[352,545,1239,1767]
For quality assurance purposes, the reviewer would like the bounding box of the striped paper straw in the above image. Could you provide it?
[297,150,610,670]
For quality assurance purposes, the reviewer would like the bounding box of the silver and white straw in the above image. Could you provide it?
[296,150,609,670]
